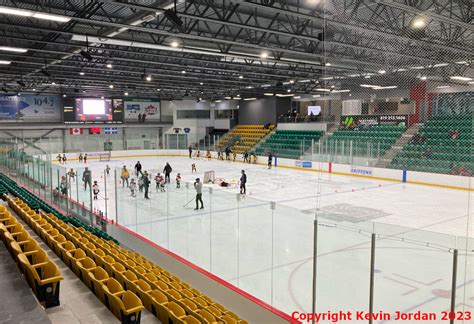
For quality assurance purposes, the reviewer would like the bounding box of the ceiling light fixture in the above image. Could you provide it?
[0,60,11,65]
[181,70,186,74]
[199,82,203,85]
[436,85,451,89]
[62,94,66,97]
[124,92,129,96]
[325,62,331,66]
[0,46,27,53]
[79,72,85,76]
[315,88,331,92]
[450,76,472,82]
[332,89,351,93]
[109,85,114,88]
[378,70,386,74]
[293,96,301,99]
[260,52,269,59]
[146,76,152,81]
[106,64,112,68]
[170,41,179,48]
[243,98,257,101]
[0,6,71,22]
[239,75,243,79]
[411,17,427,29]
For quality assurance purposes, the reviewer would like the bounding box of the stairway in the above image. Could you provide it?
[375,123,423,168]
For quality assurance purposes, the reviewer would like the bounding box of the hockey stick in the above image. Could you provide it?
[183,197,194,207]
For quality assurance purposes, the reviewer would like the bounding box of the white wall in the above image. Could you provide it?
[277,123,328,131]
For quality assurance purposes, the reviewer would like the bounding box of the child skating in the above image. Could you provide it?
[129,179,137,197]
[138,177,144,192]
[176,173,181,188]
[191,163,197,173]
[206,150,212,161]
[92,181,100,200]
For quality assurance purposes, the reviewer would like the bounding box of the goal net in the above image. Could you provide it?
[203,171,215,183]
[99,152,111,162]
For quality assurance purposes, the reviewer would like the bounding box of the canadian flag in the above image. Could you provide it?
[69,128,83,135]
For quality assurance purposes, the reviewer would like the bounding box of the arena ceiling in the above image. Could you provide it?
[0,0,472,100]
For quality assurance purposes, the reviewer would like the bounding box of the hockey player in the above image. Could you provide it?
[129,179,137,197]
[176,173,181,188]
[92,181,100,200]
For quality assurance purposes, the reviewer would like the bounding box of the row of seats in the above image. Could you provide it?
[218,125,274,154]
[327,125,406,156]
[255,130,324,159]
[388,113,473,175]
[0,173,118,244]
[6,194,247,324]
[0,204,63,308]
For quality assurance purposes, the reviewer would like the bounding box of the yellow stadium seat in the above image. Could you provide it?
[183,315,201,324]
[17,254,63,308]
[97,277,124,306]
[150,289,169,321]
[57,241,76,262]
[87,266,109,295]
[107,290,144,324]
[121,270,138,291]
[130,279,153,311]
[50,234,67,256]
[67,248,87,274]
[76,257,97,287]
[167,301,186,324]
[197,309,217,323]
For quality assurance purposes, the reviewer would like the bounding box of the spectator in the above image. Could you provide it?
[138,113,142,123]
[142,113,146,123]
[188,145,193,158]
[309,111,315,122]
[449,129,460,139]
[60,176,68,195]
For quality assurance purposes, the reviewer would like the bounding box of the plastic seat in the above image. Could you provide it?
[50,234,67,256]
[76,257,97,287]
[99,255,116,274]
[130,279,153,311]
[97,277,124,306]
[90,248,106,265]
[150,289,169,321]
[111,262,127,286]
[197,309,217,323]
[87,266,109,295]
[17,254,63,308]
[121,270,138,290]
[183,315,201,324]
[66,248,87,273]
[168,301,186,324]
[57,241,76,261]
[107,290,144,324]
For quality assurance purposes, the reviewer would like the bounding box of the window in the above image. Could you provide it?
[215,109,233,119]
[176,110,210,119]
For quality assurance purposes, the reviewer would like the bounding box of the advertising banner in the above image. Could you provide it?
[341,114,408,127]
[350,165,373,176]
[124,98,160,120]
[0,95,62,121]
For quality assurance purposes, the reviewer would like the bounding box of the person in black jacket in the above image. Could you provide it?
[134,161,142,176]
[163,163,172,183]
[142,171,150,199]
[240,170,247,194]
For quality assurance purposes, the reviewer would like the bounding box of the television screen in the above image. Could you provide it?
[307,105,321,115]
[82,99,106,115]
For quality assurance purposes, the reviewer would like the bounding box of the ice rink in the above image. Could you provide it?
[61,155,473,319]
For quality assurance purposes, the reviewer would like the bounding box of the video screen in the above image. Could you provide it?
[307,105,321,115]
[76,98,112,122]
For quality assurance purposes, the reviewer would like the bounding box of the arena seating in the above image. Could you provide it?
[328,124,406,155]
[389,114,473,175]
[0,173,118,244]
[255,130,324,159]
[2,181,248,323]
[217,125,273,154]
[0,204,63,308]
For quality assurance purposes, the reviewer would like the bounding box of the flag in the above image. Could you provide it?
[104,127,118,134]
[69,128,83,135]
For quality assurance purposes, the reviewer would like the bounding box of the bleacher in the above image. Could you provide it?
[217,125,273,154]
[328,124,406,156]
[1,174,248,324]
[389,114,473,174]
[255,130,324,159]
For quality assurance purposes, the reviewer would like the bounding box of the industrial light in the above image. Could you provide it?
[289,80,294,84]
[276,94,294,97]
[433,63,449,67]
[260,52,269,59]
[109,85,114,88]
[79,72,85,76]
[0,6,71,22]
[237,94,240,97]
[378,70,386,74]
[0,46,27,53]
[315,88,331,92]
[199,82,203,85]
[287,89,291,92]
[32,88,35,91]
[101,96,104,99]
[146,76,152,81]
[420,76,427,80]
[264,93,274,96]
[450,76,472,82]
[360,84,379,88]
[312,95,320,98]
[293,96,301,99]
[224,96,232,99]
[436,85,451,89]
[0,60,11,64]
[411,17,426,29]
[181,70,186,74]
[124,92,129,96]
[239,75,243,79]
[62,94,66,97]
[373,86,398,90]
[157,88,161,91]
[215,100,222,103]
[106,64,112,68]
[17,92,21,96]
[325,63,331,66]
[170,41,179,48]
[332,89,351,93]
[51,82,56,85]
[243,98,257,101]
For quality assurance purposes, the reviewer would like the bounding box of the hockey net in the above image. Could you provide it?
[203,171,215,183]
[99,152,111,162]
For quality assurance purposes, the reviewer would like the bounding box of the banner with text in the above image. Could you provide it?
[0,95,62,121]
[341,114,408,127]
[124,98,160,121]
